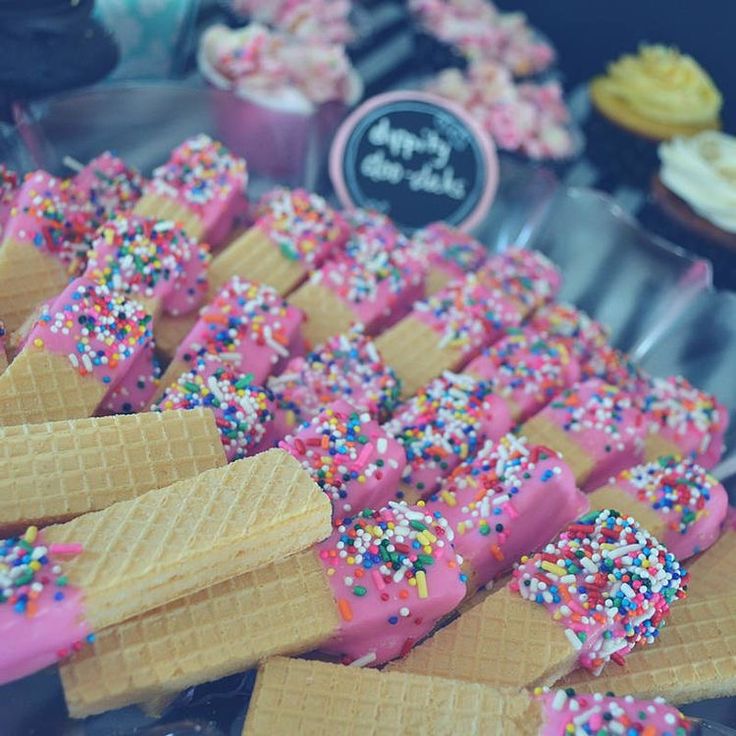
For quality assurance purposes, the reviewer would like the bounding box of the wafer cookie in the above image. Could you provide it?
[375,274,523,398]
[637,375,728,469]
[134,135,248,247]
[1,449,331,686]
[0,172,80,332]
[60,502,465,715]
[520,379,647,490]
[410,222,488,296]
[243,657,696,736]
[0,408,225,533]
[290,222,425,347]
[210,189,349,296]
[0,279,153,426]
[562,531,736,704]
[389,509,687,687]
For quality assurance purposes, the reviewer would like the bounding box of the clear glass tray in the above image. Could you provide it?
[1,82,734,734]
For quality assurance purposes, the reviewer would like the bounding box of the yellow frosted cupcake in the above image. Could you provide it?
[590,44,722,140]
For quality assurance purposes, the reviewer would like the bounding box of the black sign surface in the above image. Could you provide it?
[330,92,498,232]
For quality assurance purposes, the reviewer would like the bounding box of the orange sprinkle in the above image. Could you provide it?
[338,599,353,622]
[490,544,504,561]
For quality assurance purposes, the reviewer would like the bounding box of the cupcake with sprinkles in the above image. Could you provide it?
[512,508,688,675]
[385,372,512,501]
[465,328,581,421]
[590,455,728,560]
[153,359,278,461]
[424,433,588,593]
[315,501,466,666]
[84,215,211,318]
[0,525,92,685]
[280,400,407,518]
[637,374,728,469]
[268,331,402,436]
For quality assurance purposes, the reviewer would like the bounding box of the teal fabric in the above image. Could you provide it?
[94,0,199,79]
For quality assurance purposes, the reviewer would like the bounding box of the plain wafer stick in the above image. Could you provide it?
[0,408,226,533]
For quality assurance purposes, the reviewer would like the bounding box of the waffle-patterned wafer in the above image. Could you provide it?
[520,379,647,491]
[0,408,225,533]
[61,551,340,717]
[209,188,350,296]
[389,509,687,687]
[41,448,331,629]
[290,223,425,347]
[134,134,248,247]
[244,658,540,736]
[588,455,729,560]
[562,531,736,704]
[0,450,331,686]
[0,279,153,426]
[0,172,81,331]
[243,658,696,736]
[61,502,465,715]
[376,274,523,398]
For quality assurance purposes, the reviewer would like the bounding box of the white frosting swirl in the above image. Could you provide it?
[659,132,736,233]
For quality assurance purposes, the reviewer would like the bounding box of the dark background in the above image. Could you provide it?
[494,1,735,131]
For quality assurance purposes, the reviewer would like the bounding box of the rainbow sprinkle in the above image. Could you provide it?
[411,222,487,274]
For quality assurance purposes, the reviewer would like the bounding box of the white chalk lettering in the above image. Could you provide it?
[406,164,466,200]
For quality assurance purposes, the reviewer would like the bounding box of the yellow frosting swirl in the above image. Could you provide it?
[597,45,722,126]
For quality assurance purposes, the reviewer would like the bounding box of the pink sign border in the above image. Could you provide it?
[329,90,499,232]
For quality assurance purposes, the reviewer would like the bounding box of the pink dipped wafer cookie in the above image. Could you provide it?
[280,400,406,518]
[580,343,646,394]
[589,455,729,560]
[376,273,524,398]
[156,276,305,400]
[466,328,580,422]
[96,339,161,415]
[70,151,144,220]
[268,331,402,436]
[316,501,467,666]
[528,302,610,368]
[521,379,647,491]
[211,188,350,296]
[479,246,561,316]
[0,171,92,331]
[411,221,488,295]
[385,372,513,501]
[423,434,588,593]
[0,278,153,425]
[83,215,211,318]
[153,358,279,461]
[637,375,728,469]
[136,134,248,246]
[290,222,426,347]
[390,509,688,686]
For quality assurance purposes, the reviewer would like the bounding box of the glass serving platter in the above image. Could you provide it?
[0,82,734,734]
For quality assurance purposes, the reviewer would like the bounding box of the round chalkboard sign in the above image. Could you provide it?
[330,91,498,233]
